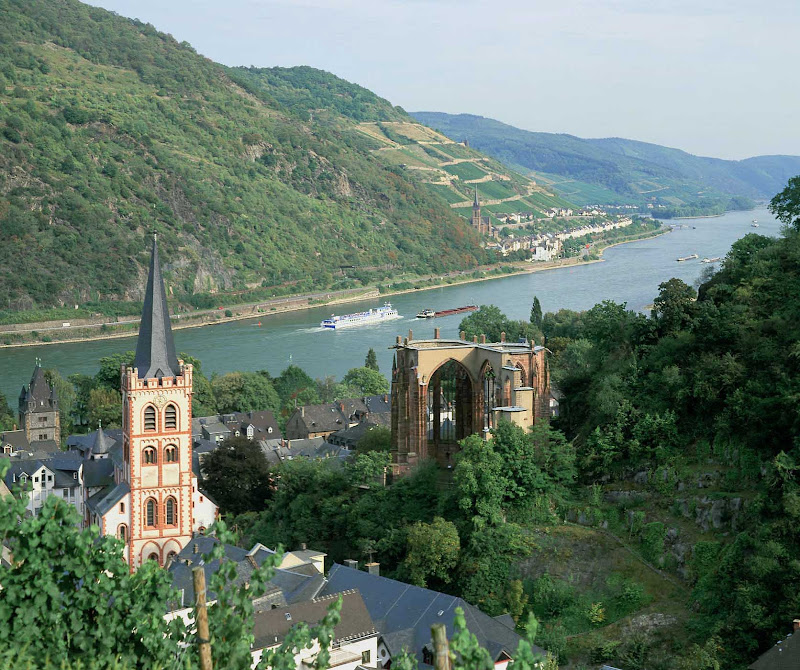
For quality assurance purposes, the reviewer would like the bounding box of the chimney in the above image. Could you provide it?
[500,331,506,343]
[794,619,800,632]
[193,543,199,555]
[408,329,413,341]
[300,542,307,551]
[300,406,304,417]
[365,562,380,576]
[480,334,486,344]
[396,335,402,344]
[383,394,388,403]
[344,559,359,570]
[459,330,466,341]
[339,402,344,412]
[472,335,477,343]
[434,327,440,339]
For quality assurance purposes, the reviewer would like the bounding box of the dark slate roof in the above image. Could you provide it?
[327,422,381,448]
[91,426,113,455]
[68,429,123,456]
[2,453,82,490]
[319,564,535,665]
[227,410,282,439]
[134,236,180,380]
[252,591,376,651]
[20,365,57,411]
[0,430,29,451]
[86,481,129,516]
[83,458,114,488]
[749,630,800,670]
[362,395,391,415]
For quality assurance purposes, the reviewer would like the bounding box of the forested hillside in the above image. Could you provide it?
[413,111,800,211]
[0,0,493,315]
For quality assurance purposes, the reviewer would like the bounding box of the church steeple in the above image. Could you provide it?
[134,235,180,379]
[473,186,480,209]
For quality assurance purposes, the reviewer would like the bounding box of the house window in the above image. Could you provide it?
[164,404,177,430]
[120,502,125,513]
[165,497,177,526]
[362,651,371,665]
[144,406,157,432]
[164,445,178,463]
[118,524,128,542]
[39,417,46,423]
[39,434,47,441]
[143,447,157,465]
[145,498,157,527]
[62,489,69,498]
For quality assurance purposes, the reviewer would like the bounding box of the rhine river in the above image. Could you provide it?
[0,207,780,400]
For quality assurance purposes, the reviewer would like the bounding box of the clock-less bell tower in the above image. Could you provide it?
[122,235,194,567]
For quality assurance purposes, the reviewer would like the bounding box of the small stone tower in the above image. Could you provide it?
[19,362,60,446]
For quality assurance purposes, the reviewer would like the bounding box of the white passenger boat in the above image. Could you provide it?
[321,303,402,329]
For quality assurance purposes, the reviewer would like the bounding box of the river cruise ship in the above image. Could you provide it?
[321,303,401,329]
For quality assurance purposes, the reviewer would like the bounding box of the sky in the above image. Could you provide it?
[86,0,800,160]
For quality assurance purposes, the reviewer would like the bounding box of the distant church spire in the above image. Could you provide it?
[473,186,480,208]
[134,234,180,379]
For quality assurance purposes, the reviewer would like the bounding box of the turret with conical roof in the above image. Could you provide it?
[90,423,112,458]
[134,235,180,379]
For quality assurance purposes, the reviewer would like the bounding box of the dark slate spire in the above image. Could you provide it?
[134,234,180,379]
[473,186,480,208]
[91,424,112,455]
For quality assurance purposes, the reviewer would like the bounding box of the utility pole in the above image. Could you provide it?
[431,623,452,670]
[193,566,213,670]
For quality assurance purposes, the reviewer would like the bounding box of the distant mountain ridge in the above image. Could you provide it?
[412,112,800,207]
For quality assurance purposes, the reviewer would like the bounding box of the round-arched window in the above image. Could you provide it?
[118,524,128,543]
[164,445,178,463]
[143,447,157,465]
[145,498,158,527]
[165,497,177,526]
[164,404,178,430]
[144,406,157,432]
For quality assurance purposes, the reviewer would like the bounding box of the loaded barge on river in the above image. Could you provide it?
[416,305,478,319]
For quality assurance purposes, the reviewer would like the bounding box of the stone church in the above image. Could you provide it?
[84,236,217,568]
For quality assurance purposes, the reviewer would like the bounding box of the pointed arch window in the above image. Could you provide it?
[144,406,157,432]
[145,498,158,527]
[143,447,157,465]
[118,524,128,543]
[164,445,178,463]
[164,404,178,430]
[165,497,177,526]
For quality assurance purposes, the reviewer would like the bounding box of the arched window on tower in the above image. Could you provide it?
[164,445,178,463]
[165,497,177,526]
[164,404,177,430]
[145,498,158,527]
[143,446,157,465]
[148,552,159,563]
[118,524,128,543]
[144,406,157,432]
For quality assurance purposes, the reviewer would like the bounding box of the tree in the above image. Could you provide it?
[403,517,460,588]
[0,390,14,432]
[87,387,122,428]
[94,351,134,390]
[44,368,76,439]
[275,365,319,408]
[342,367,389,395]
[201,436,272,514]
[651,278,696,336]
[530,296,543,328]
[211,372,280,414]
[356,425,391,454]
[181,352,216,416]
[770,174,800,230]
[348,451,390,486]
[453,434,505,524]
[459,305,511,342]
[364,347,379,372]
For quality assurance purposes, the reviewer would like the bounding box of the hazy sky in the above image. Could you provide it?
[86,0,799,160]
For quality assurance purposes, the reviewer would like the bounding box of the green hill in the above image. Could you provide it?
[412,112,800,211]
[0,0,499,315]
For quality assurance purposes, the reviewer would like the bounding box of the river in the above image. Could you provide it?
[0,207,780,401]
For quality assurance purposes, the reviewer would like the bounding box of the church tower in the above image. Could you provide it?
[121,235,195,567]
[471,186,482,231]
[19,362,60,446]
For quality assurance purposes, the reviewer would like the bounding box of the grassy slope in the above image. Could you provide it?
[0,0,488,313]
[413,111,800,206]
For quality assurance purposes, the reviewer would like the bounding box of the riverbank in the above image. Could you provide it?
[0,226,668,349]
